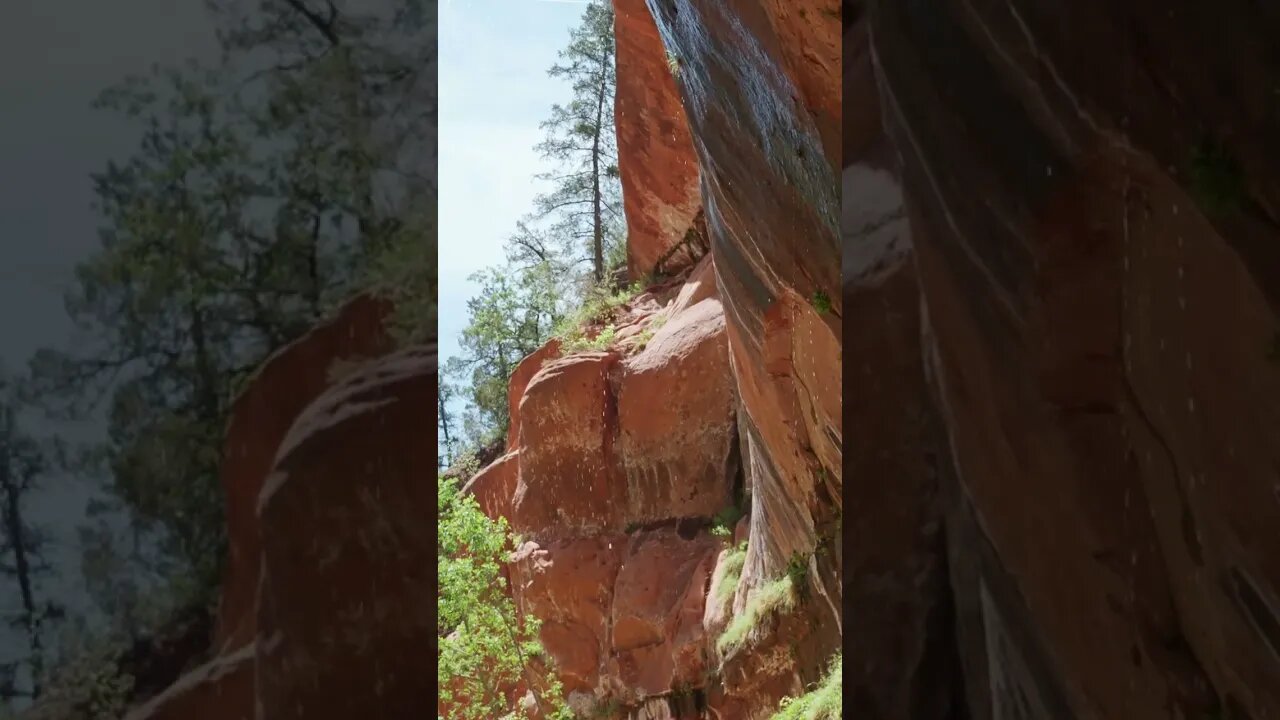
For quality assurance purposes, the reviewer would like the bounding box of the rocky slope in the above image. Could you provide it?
[848,1,1280,718]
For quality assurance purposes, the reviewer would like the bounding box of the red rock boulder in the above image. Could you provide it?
[615,296,736,524]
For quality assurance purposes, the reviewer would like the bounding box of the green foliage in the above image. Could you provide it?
[786,552,810,590]
[716,575,798,657]
[534,0,625,283]
[27,0,435,625]
[1189,140,1245,215]
[561,324,617,353]
[770,654,842,720]
[810,290,832,315]
[629,314,667,352]
[712,544,748,611]
[710,502,744,538]
[438,476,572,720]
[26,635,135,720]
[362,202,438,346]
[553,281,644,354]
[444,263,566,447]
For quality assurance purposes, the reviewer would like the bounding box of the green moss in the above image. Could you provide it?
[770,654,842,720]
[810,289,832,315]
[712,544,748,610]
[1189,140,1245,215]
[716,574,797,657]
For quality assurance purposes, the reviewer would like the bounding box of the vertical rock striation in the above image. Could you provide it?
[857,0,1280,716]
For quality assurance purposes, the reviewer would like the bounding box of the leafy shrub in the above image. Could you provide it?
[665,51,681,77]
[561,324,617,353]
[438,476,572,719]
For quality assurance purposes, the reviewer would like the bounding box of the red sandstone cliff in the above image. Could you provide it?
[848,1,1280,718]
[465,0,845,717]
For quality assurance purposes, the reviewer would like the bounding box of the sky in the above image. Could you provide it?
[0,0,220,689]
[438,0,587,448]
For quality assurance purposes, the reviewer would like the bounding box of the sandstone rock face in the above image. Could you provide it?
[641,0,844,710]
[856,0,1280,717]
[613,0,702,276]
[511,287,737,539]
[615,297,736,525]
[476,265,741,714]
[255,344,437,719]
[215,295,393,652]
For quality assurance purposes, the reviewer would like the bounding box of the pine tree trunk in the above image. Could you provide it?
[591,62,607,285]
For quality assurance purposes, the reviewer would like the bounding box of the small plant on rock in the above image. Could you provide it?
[710,502,744,538]
[665,51,681,77]
[716,574,798,657]
[712,543,748,613]
[1189,139,1245,215]
[786,551,809,589]
[810,289,832,315]
[770,653,842,720]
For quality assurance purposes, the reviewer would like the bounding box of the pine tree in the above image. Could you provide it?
[533,0,624,287]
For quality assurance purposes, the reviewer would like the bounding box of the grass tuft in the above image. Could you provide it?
[712,543,748,611]
[716,574,797,657]
[555,282,645,354]
[770,653,842,720]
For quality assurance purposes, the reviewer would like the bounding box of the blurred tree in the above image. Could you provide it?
[27,0,435,615]
[0,373,64,701]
